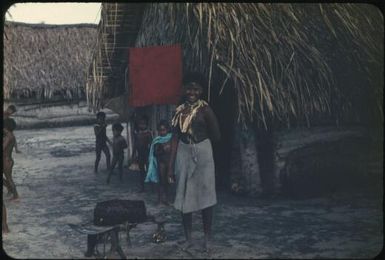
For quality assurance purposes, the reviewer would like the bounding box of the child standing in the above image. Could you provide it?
[3,118,19,200]
[132,115,153,192]
[94,112,111,173]
[106,123,128,184]
[145,120,173,205]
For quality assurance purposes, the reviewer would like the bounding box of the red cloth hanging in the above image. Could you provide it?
[128,44,182,107]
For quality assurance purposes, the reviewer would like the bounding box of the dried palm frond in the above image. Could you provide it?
[134,3,383,128]
[4,22,97,102]
[87,3,382,128]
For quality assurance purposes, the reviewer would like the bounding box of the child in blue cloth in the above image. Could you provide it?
[145,120,173,205]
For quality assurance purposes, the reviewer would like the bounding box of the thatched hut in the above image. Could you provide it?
[3,21,111,128]
[4,21,97,103]
[87,3,383,197]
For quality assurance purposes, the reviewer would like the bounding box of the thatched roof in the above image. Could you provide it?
[89,3,383,128]
[3,21,97,102]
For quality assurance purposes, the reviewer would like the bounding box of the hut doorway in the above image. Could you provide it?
[209,78,237,191]
[209,77,276,195]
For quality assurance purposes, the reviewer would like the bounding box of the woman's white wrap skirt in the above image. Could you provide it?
[173,139,217,213]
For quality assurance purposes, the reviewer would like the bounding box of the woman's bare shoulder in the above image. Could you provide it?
[200,103,214,115]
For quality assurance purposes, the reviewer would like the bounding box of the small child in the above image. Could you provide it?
[145,120,173,205]
[106,123,128,184]
[94,112,111,173]
[3,118,19,200]
[132,115,153,192]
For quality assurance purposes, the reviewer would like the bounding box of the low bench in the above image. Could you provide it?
[68,215,166,259]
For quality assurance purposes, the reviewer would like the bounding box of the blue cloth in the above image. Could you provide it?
[145,133,172,183]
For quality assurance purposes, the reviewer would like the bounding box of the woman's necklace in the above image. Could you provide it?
[172,99,207,133]
[185,100,199,111]
[181,102,195,115]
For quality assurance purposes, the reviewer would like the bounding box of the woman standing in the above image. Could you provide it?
[167,72,221,252]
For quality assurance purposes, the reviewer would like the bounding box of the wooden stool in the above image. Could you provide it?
[69,215,167,258]
[68,222,126,259]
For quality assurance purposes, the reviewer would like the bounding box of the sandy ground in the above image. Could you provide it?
[2,125,383,259]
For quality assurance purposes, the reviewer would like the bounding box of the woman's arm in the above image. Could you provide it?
[204,106,221,142]
[167,133,179,183]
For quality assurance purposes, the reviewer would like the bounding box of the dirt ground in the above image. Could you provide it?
[2,125,383,259]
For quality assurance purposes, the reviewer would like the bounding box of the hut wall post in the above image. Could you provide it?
[230,124,263,195]
[240,130,262,194]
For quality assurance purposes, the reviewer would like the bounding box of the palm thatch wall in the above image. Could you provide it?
[134,3,383,128]
[3,22,97,103]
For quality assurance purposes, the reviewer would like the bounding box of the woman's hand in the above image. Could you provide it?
[167,134,179,184]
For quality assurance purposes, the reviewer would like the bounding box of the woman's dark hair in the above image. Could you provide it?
[112,122,124,132]
[157,119,170,130]
[7,105,16,113]
[96,111,106,119]
[182,72,207,89]
[4,118,16,131]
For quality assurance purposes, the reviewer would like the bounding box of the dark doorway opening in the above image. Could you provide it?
[209,78,237,192]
